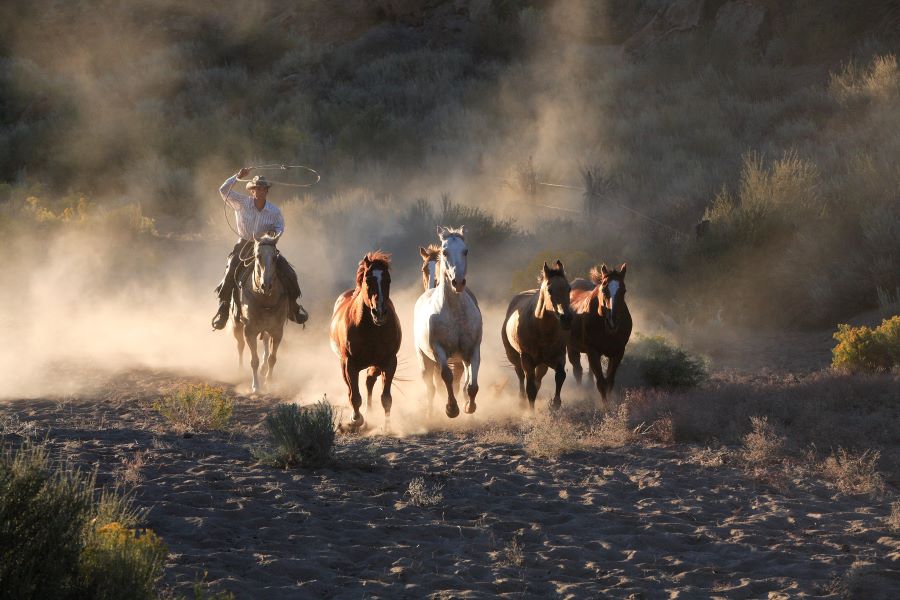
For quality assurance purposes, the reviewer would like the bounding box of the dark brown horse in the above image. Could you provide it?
[330,251,402,431]
[501,261,573,410]
[567,263,632,402]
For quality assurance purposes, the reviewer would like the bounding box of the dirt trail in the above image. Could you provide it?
[2,371,897,599]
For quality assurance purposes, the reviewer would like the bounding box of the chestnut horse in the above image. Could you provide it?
[501,261,573,410]
[567,263,632,402]
[330,251,402,431]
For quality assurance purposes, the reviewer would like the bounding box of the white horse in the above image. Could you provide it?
[414,226,483,418]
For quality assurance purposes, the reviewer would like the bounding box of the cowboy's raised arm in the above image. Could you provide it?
[219,168,251,209]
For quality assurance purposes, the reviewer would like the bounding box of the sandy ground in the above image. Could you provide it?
[2,368,898,599]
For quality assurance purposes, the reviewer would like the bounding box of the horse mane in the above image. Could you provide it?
[422,244,441,261]
[589,267,603,284]
[441,227,465,240]
[355,250,392,288]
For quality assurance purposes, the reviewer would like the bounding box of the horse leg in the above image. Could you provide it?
[587,350,608,404]
[265,331,282,387]
[521,354,538,411]
[380,355,398,431]
[365,367,381,411]
[605,352,624,400]
[260,332,271,381]
[568,346,583,385]
[452,361,464,398]
[551,357,567,409]
[233,318,245,369]
[535,364,548,397]
[344,359,365,431]
[463,345,480,414]
[245,329,261,394]
[417,350,437,418]
[434,346,460,418]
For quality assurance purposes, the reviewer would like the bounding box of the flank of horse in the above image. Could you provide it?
[502,260,574,410]
[414,226,483,418]
[232,234,288,394]
[330,251,402,431]
[567,263,632,402]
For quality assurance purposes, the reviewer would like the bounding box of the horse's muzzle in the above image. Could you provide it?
[451,278,466,294]
[371,309,387,327]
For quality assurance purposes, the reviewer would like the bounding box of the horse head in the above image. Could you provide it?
[253,232,281,296]
[591,263,627,330]
[536,260,573,330]
[359,251,392,327]
[437,225,468,294]
[418,244,441,291]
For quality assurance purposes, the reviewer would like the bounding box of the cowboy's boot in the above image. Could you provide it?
[211,301,230,330]
[289,300,309,325]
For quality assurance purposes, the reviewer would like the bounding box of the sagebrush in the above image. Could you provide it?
[153,384,233,433]
[0,441,164,600]
[257,400,337,468]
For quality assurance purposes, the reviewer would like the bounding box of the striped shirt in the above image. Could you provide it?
[219,175,285,240]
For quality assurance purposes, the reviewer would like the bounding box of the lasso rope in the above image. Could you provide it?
[235,163,321,187]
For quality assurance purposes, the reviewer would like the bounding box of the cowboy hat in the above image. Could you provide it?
[246,175,272,189]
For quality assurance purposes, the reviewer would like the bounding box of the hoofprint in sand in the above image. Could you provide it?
[2,371,897,599]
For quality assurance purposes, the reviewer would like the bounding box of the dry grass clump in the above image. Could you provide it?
[832,316,900,374]
[523,412,583,458]
[153,384,233,434]
[588,404,637,448]
[740,416,786,466]
[887,502,900,533]
[256,401,337,468]
[405,477,444,508]
[118,451,145,487]
[500,535,524,568]
[0,441,164,600]
[821,448,885,498]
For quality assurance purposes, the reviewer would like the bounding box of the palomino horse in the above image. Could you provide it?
[330,251,401,431]
[567,264,632,402]
[414,227,483,418]
[501,261,573,410]
[233,234,288,393]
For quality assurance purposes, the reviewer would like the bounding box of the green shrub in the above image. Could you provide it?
[0,441,163,600]
[257,401,337,468]
[832,316,900,373]
[153,384,233,434]
[625,335,709,389]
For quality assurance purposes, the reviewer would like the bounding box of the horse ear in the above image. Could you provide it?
[419,246,429,259]
[555,259,564,272]
[542,261,551,278]
[619,262,627,276]
[458,225,466,239]
[363,256,372,267]
[436,226,447,239]
[600,264,609,276]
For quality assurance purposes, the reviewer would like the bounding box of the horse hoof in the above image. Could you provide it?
[446,404,460,418]
[464,401,476,414]
[550,397,562,410]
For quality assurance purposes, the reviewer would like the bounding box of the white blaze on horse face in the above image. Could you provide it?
[441,236,468,293]
[372,269,384,314]
[606,279,620,325]
[426,260,437,288]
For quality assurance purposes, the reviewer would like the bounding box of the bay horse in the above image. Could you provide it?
[501,260,573,410]
[567,263,632,402]
[330,251,401,431]
[414,227,483,418]
[233,234,288,393]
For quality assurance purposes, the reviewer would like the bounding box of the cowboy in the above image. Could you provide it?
[212,167,308,330]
